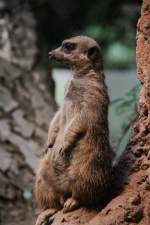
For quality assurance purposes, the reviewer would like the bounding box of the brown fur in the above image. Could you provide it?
[35,36,114,219]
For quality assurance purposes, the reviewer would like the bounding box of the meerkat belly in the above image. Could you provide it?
[47,104,78,189]
[53,100,80,149]
[48,138,89,194]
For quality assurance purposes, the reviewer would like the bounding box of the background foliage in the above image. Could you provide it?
[29,0,141,68]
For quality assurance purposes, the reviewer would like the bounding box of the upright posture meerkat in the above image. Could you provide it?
[35,36,114,225]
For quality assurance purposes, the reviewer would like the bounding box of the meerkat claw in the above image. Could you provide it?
[35,209,58,225]
[63,198,79,213]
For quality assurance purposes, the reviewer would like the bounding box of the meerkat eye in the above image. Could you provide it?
[62,42,76,51]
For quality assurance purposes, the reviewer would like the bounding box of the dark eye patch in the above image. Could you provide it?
[62,42,76,51]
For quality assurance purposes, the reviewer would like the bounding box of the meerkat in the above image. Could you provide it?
[35,36,114,225]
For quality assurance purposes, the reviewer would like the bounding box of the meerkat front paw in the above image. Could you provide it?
[58,143,66,156]
[59,146,65,156]
[47,138,55,148]
[35,208,58,225]
[59,140,70,154]
[63,198,79,213]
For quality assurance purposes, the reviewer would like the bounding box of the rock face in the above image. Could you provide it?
[0,0,38,70]
[0,1,56,224]
[43,1,150,224]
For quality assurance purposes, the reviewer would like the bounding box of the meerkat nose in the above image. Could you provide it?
[48,51,58,60]
[48,51,53,58]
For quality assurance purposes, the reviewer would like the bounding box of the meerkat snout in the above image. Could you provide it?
[48,36,102,69]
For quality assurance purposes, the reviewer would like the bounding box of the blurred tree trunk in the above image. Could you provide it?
[48,0,150,224]
[0,1,56,224]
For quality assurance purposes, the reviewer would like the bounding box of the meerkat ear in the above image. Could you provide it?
[87,46,101,63]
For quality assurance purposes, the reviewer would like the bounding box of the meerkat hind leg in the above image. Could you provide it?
[35,208,58,225]
[63,197,79,213]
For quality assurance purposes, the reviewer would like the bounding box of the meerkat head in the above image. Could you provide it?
[49,36,103,70]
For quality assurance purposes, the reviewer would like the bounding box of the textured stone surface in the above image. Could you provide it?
[0,1,56,224]
[0,86,18,112]
[0,0,38,70]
